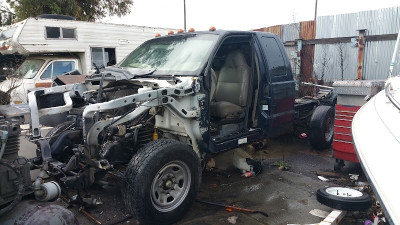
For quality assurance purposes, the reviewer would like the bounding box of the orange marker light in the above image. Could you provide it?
[209,26,216,31]
[35,82,52,88]
[168,30,174,35]
[155,33,161,37]
[0,45,10,51]
[188,28,195,32]
[177,29,184,33]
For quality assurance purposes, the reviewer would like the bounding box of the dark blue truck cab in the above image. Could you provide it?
[196,31,295,153]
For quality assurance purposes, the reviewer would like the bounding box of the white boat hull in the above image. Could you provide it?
[352,76,400,225]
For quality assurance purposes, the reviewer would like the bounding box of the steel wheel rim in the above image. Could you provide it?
[324,116,334,141]
[151,160,191,212]
[326,187,363,198]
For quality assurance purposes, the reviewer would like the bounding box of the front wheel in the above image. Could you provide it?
[123,139,201,225]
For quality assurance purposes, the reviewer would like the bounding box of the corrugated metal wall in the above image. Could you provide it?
[299,21,316,82]
[363,40,400,80]
[357,7,400,35]
[255,7,399,82]
[314,43,358,81]
[316,13,358,38]
[300,21,316,40]
[313,6,400,81]
[282,23,299,42]
[266,25,282,39]
[284,45,297,74]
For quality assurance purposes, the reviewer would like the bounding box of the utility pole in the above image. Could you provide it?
[183,0,187,31]
[314,0,318,20]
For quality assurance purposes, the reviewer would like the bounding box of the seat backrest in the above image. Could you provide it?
[214,50,250,107]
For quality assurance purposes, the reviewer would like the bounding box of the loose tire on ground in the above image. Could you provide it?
[317,187,372,211]
[309,106,335,150]
[123,139,201,225]
[45,121,74,145]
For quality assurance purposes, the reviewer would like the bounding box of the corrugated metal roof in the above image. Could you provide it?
[363,40,400,80]
[282,23,299,42]
[300,21,316,40]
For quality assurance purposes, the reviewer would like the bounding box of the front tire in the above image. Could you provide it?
[123,139,201,225]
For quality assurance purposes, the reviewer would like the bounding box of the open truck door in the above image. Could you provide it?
[255,33,295,137]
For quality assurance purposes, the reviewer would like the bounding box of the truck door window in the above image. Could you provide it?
[91,47,116,68]
[261,37,286,77]
[41,61,76,80]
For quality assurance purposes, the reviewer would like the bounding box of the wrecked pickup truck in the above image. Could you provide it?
[0,30,336,224]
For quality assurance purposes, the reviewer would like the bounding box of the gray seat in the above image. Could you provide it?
[211,50,250,118]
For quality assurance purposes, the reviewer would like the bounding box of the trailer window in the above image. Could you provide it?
[45,27,76,39]
[41,61,76,80]
[0,27,17,40]
[62,28,75,38]
[91,47,116,68]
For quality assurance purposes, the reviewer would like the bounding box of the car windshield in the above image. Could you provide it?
[119,34,219,75]
[16,59,45,79]
[0,27,17,40]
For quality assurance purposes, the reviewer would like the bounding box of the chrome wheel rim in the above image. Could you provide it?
[326,187,363,198]
[151,160,191,212]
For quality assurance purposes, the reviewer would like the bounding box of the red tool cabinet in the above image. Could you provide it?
[333,104,360,169]
[332,80,385,171]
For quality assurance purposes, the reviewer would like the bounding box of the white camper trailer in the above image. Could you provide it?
[0,15,173,103]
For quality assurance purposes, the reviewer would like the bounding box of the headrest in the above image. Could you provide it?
[224,50,248,68]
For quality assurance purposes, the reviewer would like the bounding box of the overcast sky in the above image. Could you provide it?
[103,0,399,31]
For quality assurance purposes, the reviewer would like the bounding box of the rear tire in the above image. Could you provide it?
[123,139,201,225]
[309,106,335,150]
